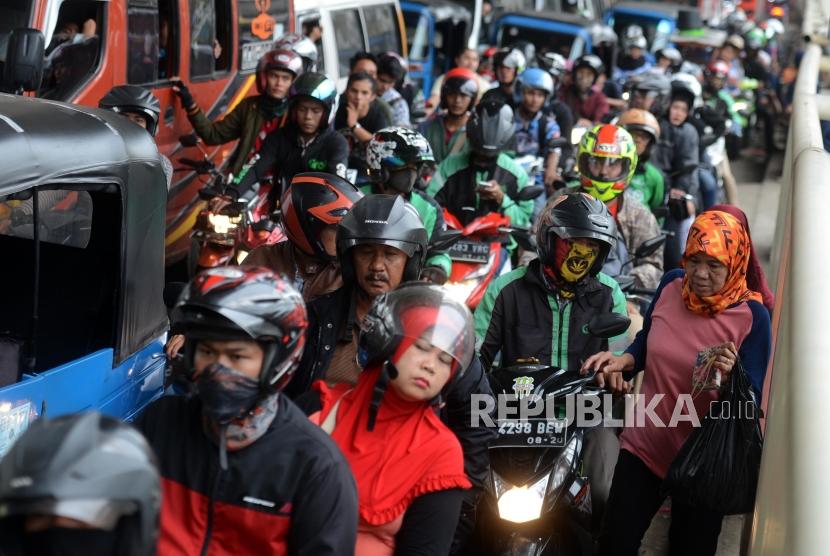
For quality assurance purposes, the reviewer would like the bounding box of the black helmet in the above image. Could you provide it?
[366,127,435,191]
[358,283,475,429]
[492,47,526,83]
[337,195,428,285]
[99,85,161,135]
[467,99,515,157]
[0,412,159,556]
[536,192,617,276]
[627,72,671,116]
[440,67,479,109]
[171,267,308,393]
[288,72,338,129]
[281,172,363,262]
[377,52,406,84]
[573,54,604,81]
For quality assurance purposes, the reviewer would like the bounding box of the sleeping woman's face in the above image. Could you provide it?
[685,252,729,297]
[390,337,454,402]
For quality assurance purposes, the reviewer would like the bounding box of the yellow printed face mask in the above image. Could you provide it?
[557,239,599,283]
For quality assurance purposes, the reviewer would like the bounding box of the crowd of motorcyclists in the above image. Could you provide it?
[0,7,789,556]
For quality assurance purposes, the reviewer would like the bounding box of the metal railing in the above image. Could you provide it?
[750,4,830,553]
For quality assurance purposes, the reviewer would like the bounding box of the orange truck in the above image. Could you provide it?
[1,0,295,266]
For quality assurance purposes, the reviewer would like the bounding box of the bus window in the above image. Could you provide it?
[158,0,179,80]
[127,0,159,85]
[214,0,232,72]
[361,4,402,55]
[40,1,104,101]
[190,0,231,77]
[330,9,365,78]
[238,0,288,73]
[404,11,428,62]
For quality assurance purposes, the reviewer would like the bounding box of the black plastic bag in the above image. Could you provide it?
[662,358,764,515]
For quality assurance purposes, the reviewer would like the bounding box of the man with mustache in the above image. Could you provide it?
[291,194,497,554]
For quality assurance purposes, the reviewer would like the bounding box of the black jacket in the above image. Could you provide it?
[474,260,628,371]
[651,120,700,198]
[290,285,498,490]
[135,395,358,555]
[235,125,349,198]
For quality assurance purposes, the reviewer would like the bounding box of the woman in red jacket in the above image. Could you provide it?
[305,283,474,555]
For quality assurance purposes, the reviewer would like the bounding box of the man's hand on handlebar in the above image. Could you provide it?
[580,351,635,395]
[209,195,234,212]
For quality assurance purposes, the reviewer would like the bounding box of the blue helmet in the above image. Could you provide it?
[514,67,555,105]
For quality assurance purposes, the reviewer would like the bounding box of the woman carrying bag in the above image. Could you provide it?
[302,283,474,555]
[582,210,772,556]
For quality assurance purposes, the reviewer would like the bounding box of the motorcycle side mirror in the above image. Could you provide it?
[163,282,187,310]
[652,206,669,220]
[516,185,545,201]
[179,133,200,147]
[548,137,570,150]
[510,227,537,252]
[634,235,666,259]
[587,313,631,339]
[615,275,636,292]
[429,229,462,251]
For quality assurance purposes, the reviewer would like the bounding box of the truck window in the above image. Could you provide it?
[361,4,402,55]
[237,0,289,73]
[404,10,428,62]
[40,1,105,101]
[330,8,365,78]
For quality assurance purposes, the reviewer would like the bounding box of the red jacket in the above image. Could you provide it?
[135,395,358,555]
[560,85,610,123]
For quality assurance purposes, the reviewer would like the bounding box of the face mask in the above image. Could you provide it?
[196,363,262,425]
[24,527,118,556]
[556,238,598,283]
[386,168,417,193]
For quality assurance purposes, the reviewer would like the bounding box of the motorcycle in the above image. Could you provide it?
[442,186,543,309]
[177,135,284,275]
[475,313,631,556]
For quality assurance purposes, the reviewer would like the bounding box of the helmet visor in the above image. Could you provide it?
[1,499,137,530]
[578,154,631,183]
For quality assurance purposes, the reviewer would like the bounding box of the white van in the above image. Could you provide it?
[293,0,408,90]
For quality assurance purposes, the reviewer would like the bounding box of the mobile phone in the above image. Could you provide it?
[477,180,492,191]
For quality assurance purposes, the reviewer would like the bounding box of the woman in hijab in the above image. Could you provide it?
[706,203,775,314]
[582,210,772,556]
[303,283,473,555]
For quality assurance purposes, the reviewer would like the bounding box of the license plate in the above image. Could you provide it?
[490,418,567,448]
[448,239,490,263]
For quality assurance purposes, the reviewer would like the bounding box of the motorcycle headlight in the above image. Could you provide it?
[571,127,587,146]
[442,250,497,304]
[207,213,240,235]
[733,101,748,113]
[494,473,549,523]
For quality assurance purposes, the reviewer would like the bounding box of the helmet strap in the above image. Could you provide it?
[367,361,395,431]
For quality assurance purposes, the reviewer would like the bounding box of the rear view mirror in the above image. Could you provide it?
[634,235,666,259]
[429,229,462,252]
[3,28,45,94]
[587,313,631,339]
[510,227,537,252]
[516,185,545,202]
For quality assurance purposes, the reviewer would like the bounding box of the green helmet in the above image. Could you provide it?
[577,124,638,203]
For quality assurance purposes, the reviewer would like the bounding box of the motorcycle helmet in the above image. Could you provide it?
[724,34,745,52]
[493,48,526,82]
[255,49,304,95]
[705,60,731,81]
[670,72,703,110]
[626,72,671,116]
[281,172,363,262]
[573,54,605,83]
[589,23,618,47]
[618,108,660,142]
[726,9,748,34]
[678,61,704,80]
[467,99,515,158]
[99,85,161,136]
[359,282,475,428]
[337,194,428,285]
[540,52,568,82]
[577,124,638,203]
[440,67,480,109]
[274,32,319,72]
[366,127,435,193]
[623,25,648,52]
[514,67,555,105]
[744,27,767,51]
[171,267,308,394]
[287,71,338,129]
[0,412,160,556]
[536,192,617,278]
[510,41,536,68]
[657,47,682,68]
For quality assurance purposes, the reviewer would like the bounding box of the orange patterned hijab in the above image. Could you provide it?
[681,211,763,317]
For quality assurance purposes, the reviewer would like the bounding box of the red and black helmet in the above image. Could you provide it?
[440,67,480,108]
[281,172,364,262]
[171,267,308,393]
[705,60,730,80]
[256,49,304,94]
